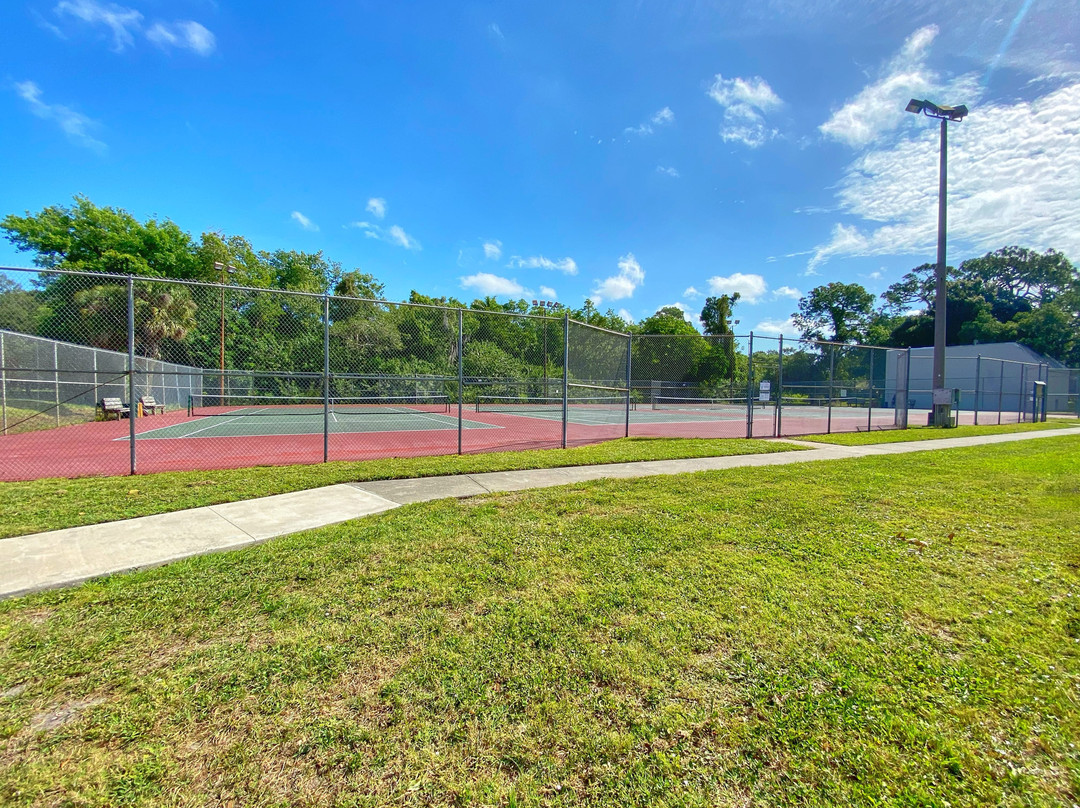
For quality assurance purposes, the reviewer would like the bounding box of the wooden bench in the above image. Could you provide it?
[100,397,130,420]
[140,395,166,415]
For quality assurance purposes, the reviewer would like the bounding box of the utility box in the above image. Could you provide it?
[1031,381,1047,423]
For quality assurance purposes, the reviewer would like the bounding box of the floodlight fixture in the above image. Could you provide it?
[906,98,968,121]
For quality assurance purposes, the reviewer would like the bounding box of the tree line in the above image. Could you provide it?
[791,247,1079,366]
[0,197,746,395]
[2,197,1075,402]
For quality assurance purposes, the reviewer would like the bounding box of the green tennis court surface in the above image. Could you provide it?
[127,410,498,440]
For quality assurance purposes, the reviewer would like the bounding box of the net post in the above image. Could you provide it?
[562,312,569,449]
[323,293,330,463]
[127,276,137,475]
[458,308,464,455]
[625,332,632,438]
[974,354,981,425]
[775,334,783,437]
[745,332,754,439]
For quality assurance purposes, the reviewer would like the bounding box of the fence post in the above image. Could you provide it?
[867,347,874,433]
[625,332,632,438]
[53,341,60,427]
[127,276,137,475]
[827,344,835,434]
[562,312,569,449]
[1016,364,1026,423]
[973,355,981,425]
[1,331,6,435]
[458,309,464,455]
[745,332,754,439]
[323,293,330,463]
[775,334,783,437]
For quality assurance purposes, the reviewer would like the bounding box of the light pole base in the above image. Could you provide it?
[929,388,956,428]
[930,403,954,428]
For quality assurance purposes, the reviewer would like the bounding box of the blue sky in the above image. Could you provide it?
[2,0,1078,334]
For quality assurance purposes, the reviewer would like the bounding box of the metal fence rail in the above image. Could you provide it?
[0,266,1075,480]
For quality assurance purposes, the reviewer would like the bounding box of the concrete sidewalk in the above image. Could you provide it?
[2,427,1077,600]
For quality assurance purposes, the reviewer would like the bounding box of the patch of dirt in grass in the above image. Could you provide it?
[904,610,962,655]
[3,694,109,758]
[27,697,107,733]
[15,607,54,626]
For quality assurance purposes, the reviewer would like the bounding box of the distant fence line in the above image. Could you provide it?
[0,266,1075,480]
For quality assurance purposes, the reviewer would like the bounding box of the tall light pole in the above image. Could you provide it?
[905,98,968,427]
[213,262,236,405]
[533,299,562,394]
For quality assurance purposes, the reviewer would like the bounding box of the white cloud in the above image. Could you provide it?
[54,0,217,57]
[773,285,802,300]
[592,253,645,304]
[508,255,578,275]
[753,317,797,336]
[651,107,675,126]
[348,221,421,250]
[819,25,982,149]
[366,197,387,219]
[388,225,421,251]
[683,286,701,299]
[488,23,504,40]
[538,285,557,299]
[146,20,215,56]
[706,272,768,304]
[483,240,503,260]
[617,308,635,324]
[55,0,142,52]
[460,273,525,297]
[808,80,1080,270]
[14,81,105,152]
[656,166,680,178]
[625,106,675,137]
[707,74,782,148]
[291,211,318,232]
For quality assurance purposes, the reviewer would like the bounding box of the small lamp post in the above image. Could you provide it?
[905,98,968,427]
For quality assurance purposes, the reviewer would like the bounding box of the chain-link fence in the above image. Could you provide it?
[904,351,1079,425]
[0,266,1076,480]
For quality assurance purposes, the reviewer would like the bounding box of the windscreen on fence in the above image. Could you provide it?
[1,266,1075,480]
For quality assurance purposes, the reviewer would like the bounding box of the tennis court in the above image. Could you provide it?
[130,395,497,440]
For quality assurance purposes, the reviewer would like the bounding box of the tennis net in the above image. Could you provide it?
[476,395,634,415]
[651,395,771,414]
[188,394,451,417]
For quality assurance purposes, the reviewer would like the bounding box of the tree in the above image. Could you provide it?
[2,195,199,278]
[632,307,710,386]
[792,283,875,343]
[699,294,741,382]
[73,281,197,358]
[0,273,47,334]
[700,294,740,336]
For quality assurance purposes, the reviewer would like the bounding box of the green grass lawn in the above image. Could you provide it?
[0,438,800,539]
[796,419,1078,445]
[2,437,1079,806]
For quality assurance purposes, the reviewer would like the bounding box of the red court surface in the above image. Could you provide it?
[0,406,1007,481]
